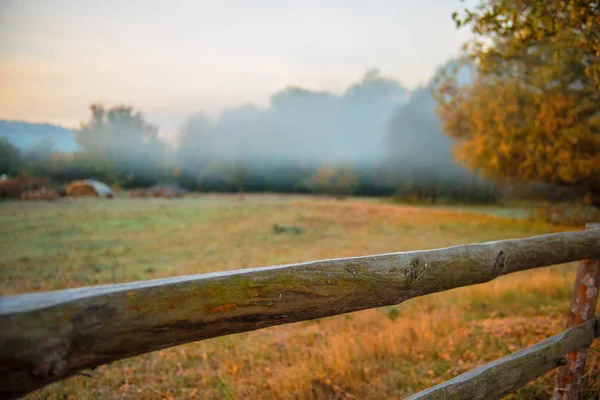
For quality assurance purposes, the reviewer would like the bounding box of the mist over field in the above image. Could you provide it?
[1,59,495,202]
[177,62,473,170]
[179,69,408,169]
[171,60,488,199]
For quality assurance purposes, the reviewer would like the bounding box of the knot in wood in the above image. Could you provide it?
[492,251,505,276]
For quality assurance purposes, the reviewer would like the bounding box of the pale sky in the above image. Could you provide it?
[0,0,476,136]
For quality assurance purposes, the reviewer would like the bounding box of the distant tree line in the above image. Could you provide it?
[1,67,500,203]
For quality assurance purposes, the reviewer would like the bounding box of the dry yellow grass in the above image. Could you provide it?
[0,195,597,399]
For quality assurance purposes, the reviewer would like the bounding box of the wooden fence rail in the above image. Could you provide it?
[406,316,600,400]
[1,227,599,399]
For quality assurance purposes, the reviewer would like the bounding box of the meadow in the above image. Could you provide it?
[1,195,597,399]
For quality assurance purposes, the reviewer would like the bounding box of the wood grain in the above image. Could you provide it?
[1,228,599,398]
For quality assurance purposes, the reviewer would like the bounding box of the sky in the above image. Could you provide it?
[0,0,476,136]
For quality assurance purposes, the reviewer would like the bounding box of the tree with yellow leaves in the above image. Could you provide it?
[303,164,359,198]
[435,0,600,206]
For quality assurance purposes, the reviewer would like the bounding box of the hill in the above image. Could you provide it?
[0,120,79,153]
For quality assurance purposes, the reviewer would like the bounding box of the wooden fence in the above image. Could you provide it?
[1,224,600,399]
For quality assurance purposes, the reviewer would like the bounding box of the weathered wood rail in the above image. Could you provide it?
[406,316,600,400]
[1,226,599,399]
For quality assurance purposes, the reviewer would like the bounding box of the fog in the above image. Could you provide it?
[177,69,409,171]
[167,59,496,201]
[176,60,473,176]
[1,58,495,201]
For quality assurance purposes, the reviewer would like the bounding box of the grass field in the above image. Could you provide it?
[1,195,598,399]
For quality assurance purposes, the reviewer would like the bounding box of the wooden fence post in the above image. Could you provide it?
[553,223,600,400]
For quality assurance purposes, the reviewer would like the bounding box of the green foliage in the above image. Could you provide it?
[0,137,23,175]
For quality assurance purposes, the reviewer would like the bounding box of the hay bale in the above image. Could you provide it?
[66,181,99,197]
[66,180,114,198]
[84,179,114,197]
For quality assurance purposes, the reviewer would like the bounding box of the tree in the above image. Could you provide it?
[77,104,171,186]
[452,0,600,90]
[303,164,359,198]
[435,0,600,206]
[0,138,23,176]
[226,161,249,195]
[177,113,215,174]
